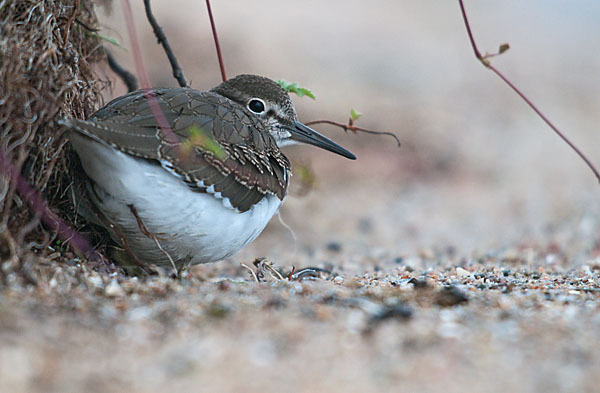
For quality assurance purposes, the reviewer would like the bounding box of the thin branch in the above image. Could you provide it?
[241,263,260,282]
[62,0,80,44]
[289,267,333,281]
[0,148,99,263]
[458,0,483,61]
[259,260,285,281]
[105,49,138,92]
[16,214,41,249]
[74,18,99,33]
[458,0,600,184]
[142,0,188,88]
[121,0,180,149]
[287,265,296,280]
[92,201,146,270]
[206,0,227,82]
[305,119,401,147]
[128,204,177,276]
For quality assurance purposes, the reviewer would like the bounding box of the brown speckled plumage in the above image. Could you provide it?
[66,76,292,212]
[60,74,355,267]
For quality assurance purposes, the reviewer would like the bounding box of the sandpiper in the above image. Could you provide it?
[61,74,355,269]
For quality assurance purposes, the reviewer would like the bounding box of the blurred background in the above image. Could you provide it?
[98,0,600,268]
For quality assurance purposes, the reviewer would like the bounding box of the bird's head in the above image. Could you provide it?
[212,74,356,160]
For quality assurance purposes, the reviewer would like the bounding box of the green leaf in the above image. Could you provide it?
[276,79,316,100]
[296,87,316,99]
[350,108,362,121]
[88,32,127,50]
[182,125,228,160]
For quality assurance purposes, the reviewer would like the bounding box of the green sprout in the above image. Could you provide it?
[276,80,316,100]
[182,125,228,160]
[350,108,362,121]
[87,32,126,50]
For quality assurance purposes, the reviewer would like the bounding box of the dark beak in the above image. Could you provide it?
[290,121,356,160]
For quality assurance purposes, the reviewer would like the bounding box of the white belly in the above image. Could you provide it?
[71,134,283,268]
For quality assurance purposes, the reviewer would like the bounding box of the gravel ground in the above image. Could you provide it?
[2,179,599,393]
[2,1,600,392]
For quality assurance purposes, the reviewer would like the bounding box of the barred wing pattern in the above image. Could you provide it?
[66,88,290,212]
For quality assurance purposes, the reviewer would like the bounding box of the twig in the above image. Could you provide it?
[16,214,41,247]
[206,0,227,82]
[35,139,68,193]
[241,258,286,282]
[290,267,333,281]
[241,263,259,282]
[304,119,401,147]
[74,18,99,33]
[0,233,8,285]
[90,198,145,269]
[574,288,600,293]
[105,49,138,92]
[143,0,188,88]
[128,204,177,276]
[121,0,180,149]
[257,259,285,281]
[0,149,23,231]
[458,0,600,184]
[62,0,80,44]
[287,266,296,280]
[0,148,99,263]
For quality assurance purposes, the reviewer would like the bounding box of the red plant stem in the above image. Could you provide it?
[0,149,98,261]
[458,1,483,61]
[121,0,180,150]
[305,119,401,146]
[458,0,600,184]
[206,0,227,82]
[488,65,600,184]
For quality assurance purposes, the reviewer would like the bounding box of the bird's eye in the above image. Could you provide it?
[247,98,266,114]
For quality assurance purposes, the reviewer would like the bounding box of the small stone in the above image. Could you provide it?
[408,278,430,289]
[419,248,435,260]
[217,280,230,291]
[502,249,520,262]
[365,302,412,331]
[105,279,125,297]
[205,302,231,318]
[435,286,469,307]
[333,276,344,284]
[456,267,470,277]
[326,242,342,252]
[580,265,592,275]
[88,273,104,288]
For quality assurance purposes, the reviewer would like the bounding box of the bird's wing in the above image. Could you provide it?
[63,88,289,212]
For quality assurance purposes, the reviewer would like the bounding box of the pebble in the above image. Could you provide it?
[456,267,470,277]
[326,242,342,252]
[105,279,125,297]
[87,274,104,288]
[333,276,345,284]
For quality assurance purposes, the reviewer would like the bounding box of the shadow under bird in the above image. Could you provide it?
[60,74,355,269]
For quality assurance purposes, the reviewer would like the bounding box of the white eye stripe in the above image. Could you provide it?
[247,98,267,114]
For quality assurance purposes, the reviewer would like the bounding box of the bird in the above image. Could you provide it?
[60,74,355,270]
